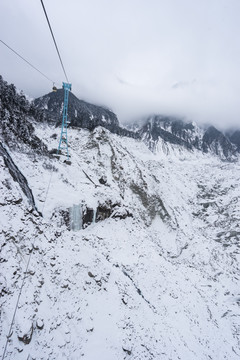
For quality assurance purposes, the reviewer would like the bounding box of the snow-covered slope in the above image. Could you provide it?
[1,119,240,359]
[138,115,237,161]
[33,89,137,139]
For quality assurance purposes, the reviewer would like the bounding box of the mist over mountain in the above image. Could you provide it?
[136,115,238,161]
[31,83,240,162]
[34,88,138,139]
[1,75,240,359]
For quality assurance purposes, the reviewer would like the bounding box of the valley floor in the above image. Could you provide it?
[1,125,240,359]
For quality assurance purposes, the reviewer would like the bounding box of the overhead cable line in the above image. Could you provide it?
[40,0,69,83]
[0,39,56,84]
[2,167,55,360]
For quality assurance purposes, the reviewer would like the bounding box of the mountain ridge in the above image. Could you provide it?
[1,74,240,359]
[1,74,240,162]
[34,88,138,139]
[34,86,240,161]
[136,115,238,161]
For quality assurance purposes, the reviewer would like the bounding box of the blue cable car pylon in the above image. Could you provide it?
[39,1,72,161]
[57,82,72,160]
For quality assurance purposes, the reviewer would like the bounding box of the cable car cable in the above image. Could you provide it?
[0,39,57,85]
[1,167,55,360]
[40,0,69,83]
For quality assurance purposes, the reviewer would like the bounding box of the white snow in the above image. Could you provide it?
[0,123,240,359]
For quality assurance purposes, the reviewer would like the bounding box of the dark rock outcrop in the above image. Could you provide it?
[1,75,239,161]
[0,142,37,210]
[138,116,193,152]
[17,323,33,345]
[228,130,240,151]
[202,126,236,159]
[34,88,138,139]
[138,115,237,160]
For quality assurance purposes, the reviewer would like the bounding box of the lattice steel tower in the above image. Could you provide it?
[58,82,72,159]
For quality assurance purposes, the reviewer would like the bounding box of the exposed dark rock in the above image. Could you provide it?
[138,116,194,152]
[18,323,33,345]
[122,347,132,355]
[129,182,170,223]
[0,142,37,210]
[34,88,138,139]
[99,175,107,185]
[75,201,124,229]
[64,160,71,166]
[51,208,70,228]
[96,205,112,222]
[82,207,94,228]
[36,319,44,330]
[227,130,240,151]
[112,208,133,219]
[122,297,127,305]
[0,287,9,297]
[86,327,94,332]
[88,271,95,278]
[138,115,237,160]
[49,148,59,155]
[202,126,236,159]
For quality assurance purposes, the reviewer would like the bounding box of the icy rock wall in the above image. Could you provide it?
[70,204,108,230]
[69,204,82,231]
[69,202,127,230]
[0,142,36,210]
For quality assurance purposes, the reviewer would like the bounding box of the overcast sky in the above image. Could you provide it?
[1,0,240,128]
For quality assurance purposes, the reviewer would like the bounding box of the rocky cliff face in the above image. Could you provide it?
[1,121,240,360]
[1,75,240,360]
[138,115,237,160]
[228,130,240,151]
[34,88,137,138]
[1,74,239,163]
[202,126,236,159]
[0,75,48,211]
[0,142,37,210]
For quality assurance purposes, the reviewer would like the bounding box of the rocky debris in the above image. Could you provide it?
[36,319,44,330]
[99,175,107,185]
[112,207,133,219]
[129,182,170,224]
[0,275,8,297]
[17,322,33,345]
[86,327,94,332]
[96,205,112,222]
[81,200,122,229]
[122,347,132,355]
[51,208,70,228]
[1,78,240,359]
[82,207,94,228]
[88,271,95,278]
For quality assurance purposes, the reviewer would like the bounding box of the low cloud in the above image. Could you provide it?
[1,0,240,129]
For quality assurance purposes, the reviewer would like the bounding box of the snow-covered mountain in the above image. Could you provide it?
[1,76,240,359]
[229,130,240,151]
[138,115,238,160]
[34,88,137,139]
[33,84,239,161]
